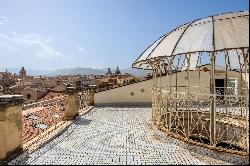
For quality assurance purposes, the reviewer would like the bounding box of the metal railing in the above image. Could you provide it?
[153,88,249,155]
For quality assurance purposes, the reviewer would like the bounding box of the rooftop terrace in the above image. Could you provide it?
[8,106,246,165]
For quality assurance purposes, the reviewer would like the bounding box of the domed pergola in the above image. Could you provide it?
[133,11,249,155]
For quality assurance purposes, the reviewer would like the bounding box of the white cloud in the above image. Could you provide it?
[36,43,63,59]
[77,46,84,52]
[0,30,64,59]
[0,16,65,59]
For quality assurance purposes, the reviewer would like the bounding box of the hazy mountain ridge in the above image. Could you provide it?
[0,67,150,77]
[50,67,105,76]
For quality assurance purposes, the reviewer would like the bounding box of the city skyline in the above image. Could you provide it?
[0,0,249,71]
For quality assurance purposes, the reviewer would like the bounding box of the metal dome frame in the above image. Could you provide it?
[133,11,249,155]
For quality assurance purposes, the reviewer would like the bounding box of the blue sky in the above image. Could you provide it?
[0,0,248,71]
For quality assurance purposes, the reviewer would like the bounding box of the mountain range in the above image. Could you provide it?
[0,67,151,77]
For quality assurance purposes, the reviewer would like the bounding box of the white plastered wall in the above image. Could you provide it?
[94,79,155,104]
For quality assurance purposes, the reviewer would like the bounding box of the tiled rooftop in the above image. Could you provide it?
[22,103,65,143]
[10,106,233,165]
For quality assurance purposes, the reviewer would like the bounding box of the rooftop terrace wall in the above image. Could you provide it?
[94,78,162,106]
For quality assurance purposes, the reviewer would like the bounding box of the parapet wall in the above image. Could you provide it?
[0,95,23,162]
[94,79,154,106]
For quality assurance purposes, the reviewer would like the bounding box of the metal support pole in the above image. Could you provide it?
[243,49,249,154]
[164,61,169,128]
[187,54,191,138]
[152,64,156,123]
[170,58,173,94]
[224,50,229,114]
[210,52,216,146]
[155,65,159,124]
[159,62,163,126]
[169,58,173,131]
[157,64,160,125]
[237,49,243,116]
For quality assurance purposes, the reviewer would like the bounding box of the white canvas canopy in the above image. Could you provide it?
[133,11,249,70]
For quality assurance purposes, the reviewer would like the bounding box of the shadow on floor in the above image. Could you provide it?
[74,117,92,126]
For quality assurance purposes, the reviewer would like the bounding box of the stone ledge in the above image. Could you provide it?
[79,106,94,116]
[0,95,23,108]
[62,114,79,121]
[95,102,152,107]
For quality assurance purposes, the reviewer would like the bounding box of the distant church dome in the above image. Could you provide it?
[106,68,112,75]
[19,67,27,77]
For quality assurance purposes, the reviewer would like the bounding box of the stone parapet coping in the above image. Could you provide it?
[95,78,153,93]
[0,95,23,108]
[95,102,152,107]
[79,106,94,116]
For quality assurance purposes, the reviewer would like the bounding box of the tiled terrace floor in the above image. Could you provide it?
[10,107,232,165]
